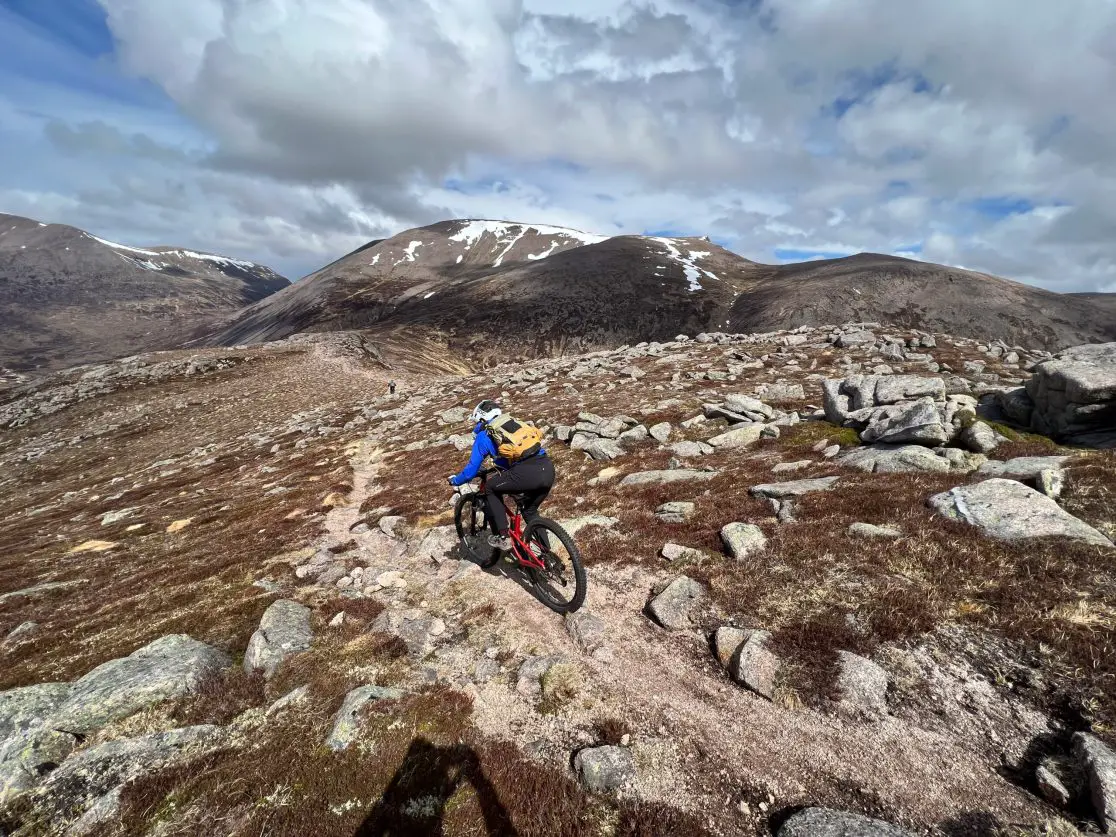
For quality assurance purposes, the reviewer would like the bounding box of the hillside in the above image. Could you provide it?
[0,213,289,373]
[202,220,1115,366]
[1,324,1114,835]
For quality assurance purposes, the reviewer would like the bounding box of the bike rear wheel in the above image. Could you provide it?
[520,518,587,613]
[453,492,498,568]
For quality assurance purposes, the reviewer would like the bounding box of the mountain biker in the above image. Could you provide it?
[447,400,554,552]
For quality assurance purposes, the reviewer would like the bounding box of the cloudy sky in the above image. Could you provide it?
[2,0,1114,291]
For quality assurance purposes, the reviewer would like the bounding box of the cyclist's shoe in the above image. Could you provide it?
[487,533,512,552]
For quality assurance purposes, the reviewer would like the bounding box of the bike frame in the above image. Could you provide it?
[478,475,548,572]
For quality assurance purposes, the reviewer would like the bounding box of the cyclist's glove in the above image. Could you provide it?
[447,475,459,487]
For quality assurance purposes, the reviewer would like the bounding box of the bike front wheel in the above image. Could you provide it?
[453,492,498,568]
[520,518,587,613]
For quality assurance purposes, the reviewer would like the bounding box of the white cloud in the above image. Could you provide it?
[2,0,1113,291]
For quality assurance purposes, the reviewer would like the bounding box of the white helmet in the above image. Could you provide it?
[471,400,502,424]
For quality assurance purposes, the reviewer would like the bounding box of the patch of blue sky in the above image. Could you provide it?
[828,61,938,119]
[966,196,1037,218]
[0,0,116,58]
[0,3,170,112]
[774,247,852,262]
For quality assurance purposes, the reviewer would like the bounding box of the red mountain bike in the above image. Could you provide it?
[453,468,587,613]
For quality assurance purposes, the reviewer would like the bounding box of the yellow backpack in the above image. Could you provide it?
[485,413,543,462]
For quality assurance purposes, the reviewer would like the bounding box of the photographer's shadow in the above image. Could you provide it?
[355,738,518,837]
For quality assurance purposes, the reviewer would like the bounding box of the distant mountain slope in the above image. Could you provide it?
[730,253,1116,349]
[204,220,765,362]
[201,219,1115,366]
[0,213,289,372]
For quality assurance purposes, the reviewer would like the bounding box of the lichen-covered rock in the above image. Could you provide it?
[861,398,950,446]
[619,469,719,487]
[720,522,767,560]
[0,683,72,744]
[573,745,636,793]
[0,726,79,808]
[29,725,223,825]
[729,630,780,699]
[929,479,1113,547]
[837,444,951,474]
[960,421,999,453]
[655,501,694,524]
[244,600,312,678]
[708,424,765,449]
[749,477,840,498]
[565,610,607,653]
[50,635,231,734]
[326,685,405,751]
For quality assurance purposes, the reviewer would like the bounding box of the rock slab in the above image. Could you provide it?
[928,479,1113,547]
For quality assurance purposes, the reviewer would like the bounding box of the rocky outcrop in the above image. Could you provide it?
[837,444,984,474]
[52,635,231,734]
[993,343,1116,447]
[720,523,767,559]
[822,374,980,448]
[928,479,1113,547]
[29,725,223,826]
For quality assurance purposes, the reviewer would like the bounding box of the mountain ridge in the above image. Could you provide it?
[0,212,289,372]
[202,218,1115,364]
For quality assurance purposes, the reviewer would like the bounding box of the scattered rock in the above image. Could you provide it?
[655,501,695,524]
[847,522,902,540]
[326,685,406,751]
[708,424,765,449]
[771,460,812,474]
[729,630,780,699]
[378,515,407,538]
[720,522,767,560]
[779,807,915,837]
[670,440,715,458]
[1036,755,1083,808]
[244,601,313,678]
[1,621,39,647]
[647,576,706,630]
[977,455,1071,481]
[516,656,560,697]
[265,685,310,717]
[749,477,840,499]
[928,479,1113,546]
[649,422,673,443]
[619,469,719,487]
[573,745,636,793]
[370,610,445,657]
[661,543,706,563]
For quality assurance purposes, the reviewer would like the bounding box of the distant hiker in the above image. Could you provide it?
[388,380,396,395]
[447,400,553,552]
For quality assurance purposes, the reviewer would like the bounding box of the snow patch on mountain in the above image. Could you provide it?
[449,220,607,265]
[89,235,159,257]
[651,238,719,292]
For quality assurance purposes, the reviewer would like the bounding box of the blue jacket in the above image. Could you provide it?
[449,423,546,486]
